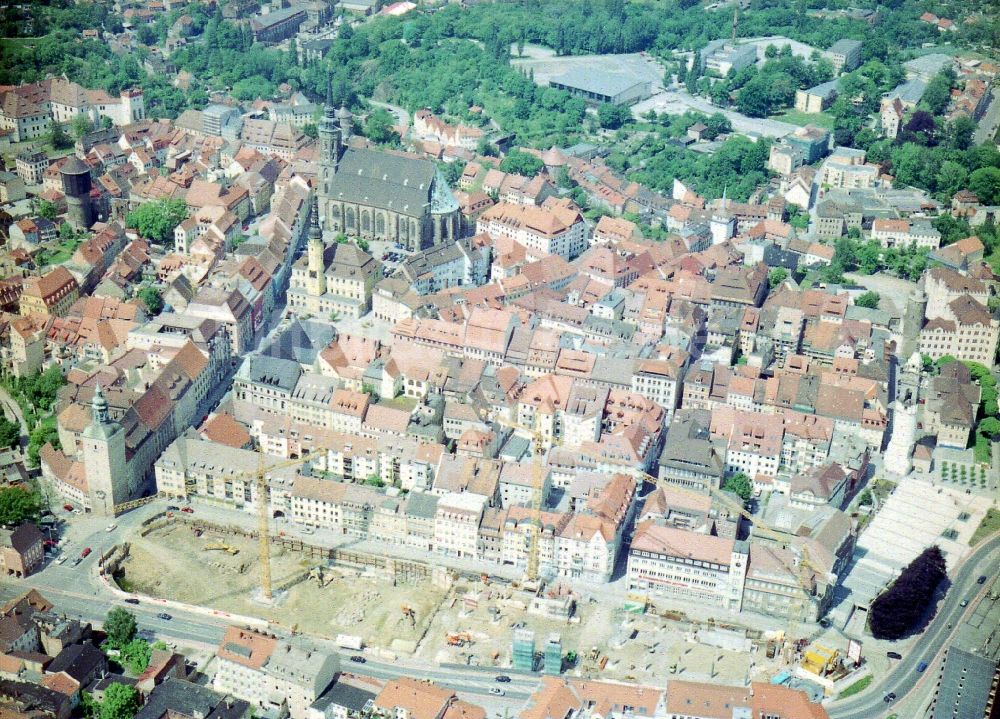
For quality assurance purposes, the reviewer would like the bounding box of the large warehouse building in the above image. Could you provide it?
[548,69,652,106]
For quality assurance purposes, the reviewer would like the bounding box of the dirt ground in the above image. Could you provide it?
[420,579,757,684]
[118,523,446,647]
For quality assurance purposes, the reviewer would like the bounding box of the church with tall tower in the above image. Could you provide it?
[82,385,129,516]
[315,83,460,251]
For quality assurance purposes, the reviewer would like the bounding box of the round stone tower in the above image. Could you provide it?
[60,155,94,230]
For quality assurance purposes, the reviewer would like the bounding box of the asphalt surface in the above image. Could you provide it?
[827,535,1000,719]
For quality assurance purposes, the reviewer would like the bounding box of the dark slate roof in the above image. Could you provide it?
[404,492,438,519]
[312,680,376,712]
[326,147,436,216]
[47,643,106,682]
[763,245,800,271]
[658,409,725,477]
[136,678,249,719]
[246,354,303,392]
[261,320,338,366]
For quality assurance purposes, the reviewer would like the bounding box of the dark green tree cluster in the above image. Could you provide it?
[715,47,834,118]
[6,366,66,415]
[126,199,188,245]
[869,546,947,639]
[0,417,19,449]
[138,288,164,316]
[723,472,753,503]
[630,134,772,203]
[0,487,41,526]
[816,236,929,284]
[499,148,544,177]
[854,291,880,309]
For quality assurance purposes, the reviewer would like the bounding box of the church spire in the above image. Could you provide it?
[308,197,321,241]
[92,383,109,425]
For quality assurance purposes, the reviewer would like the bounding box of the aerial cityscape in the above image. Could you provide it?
[0,0,998,717]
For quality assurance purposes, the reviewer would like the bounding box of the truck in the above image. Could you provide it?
[336,634,363,651]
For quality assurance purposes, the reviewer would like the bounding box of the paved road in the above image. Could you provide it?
[827,535,1000,719]
[973,88,999,145]
[0,384,29,449]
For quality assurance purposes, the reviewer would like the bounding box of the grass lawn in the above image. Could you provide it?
[770,108,837,129]
[377,395,419,412]
[971,508,1000,546]
[838,675,873,699]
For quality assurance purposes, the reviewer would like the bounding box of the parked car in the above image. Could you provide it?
[916,661,928,672]
[55,555,67,565]
[181,507,194,514]
[62,504,74,512]
[71,557,83,567]
[886,651,902,660]
[157,613,172,620]
[80,547,91,558]
[489,687,505,696]
[105,524,117,533]
[960,599,969,607]
[495,675,511,683]
[349,655,366,663]
[124,598,140,605]
[883,692,896,703]
[977,575,988,584]
[166,505,180,511]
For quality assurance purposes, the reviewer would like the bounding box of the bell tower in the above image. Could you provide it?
[306,200,326,297]
[318,79,341,177]
[82,385,128,516]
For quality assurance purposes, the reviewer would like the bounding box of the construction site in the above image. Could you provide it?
[113,517,779,683]
[116,521,448,646]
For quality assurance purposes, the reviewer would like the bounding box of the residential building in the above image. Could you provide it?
[213,626,338,719]
[627,522,749,611]
[0,523,45,577]
[15,151,49,185]
[477,198,587,261]
[794,80,839,113]
[827,39,862,73]
[919,296,999,365]
[250,6,308,43]
[19,268,80,318]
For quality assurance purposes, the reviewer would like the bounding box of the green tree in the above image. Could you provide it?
[26,423,58,467]
[768,267,788,288]
[36,200,59,221]
[0,417,20,449]
[100,683,141,719]
[120,638,151,674]
[597,103,632,130]
[303,122,318,138]
[126,199,187,245]
[103,607,137,650]
[854,291,880,309]
[0,486,41,525]
[365,474,385,487]
[499,148,544,176]
[70,114,93,140]
[723,472,753,503]
[363,108,398,145]
[138,287,164,316]
[969,167,1000,206]
[48,121,72,150]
